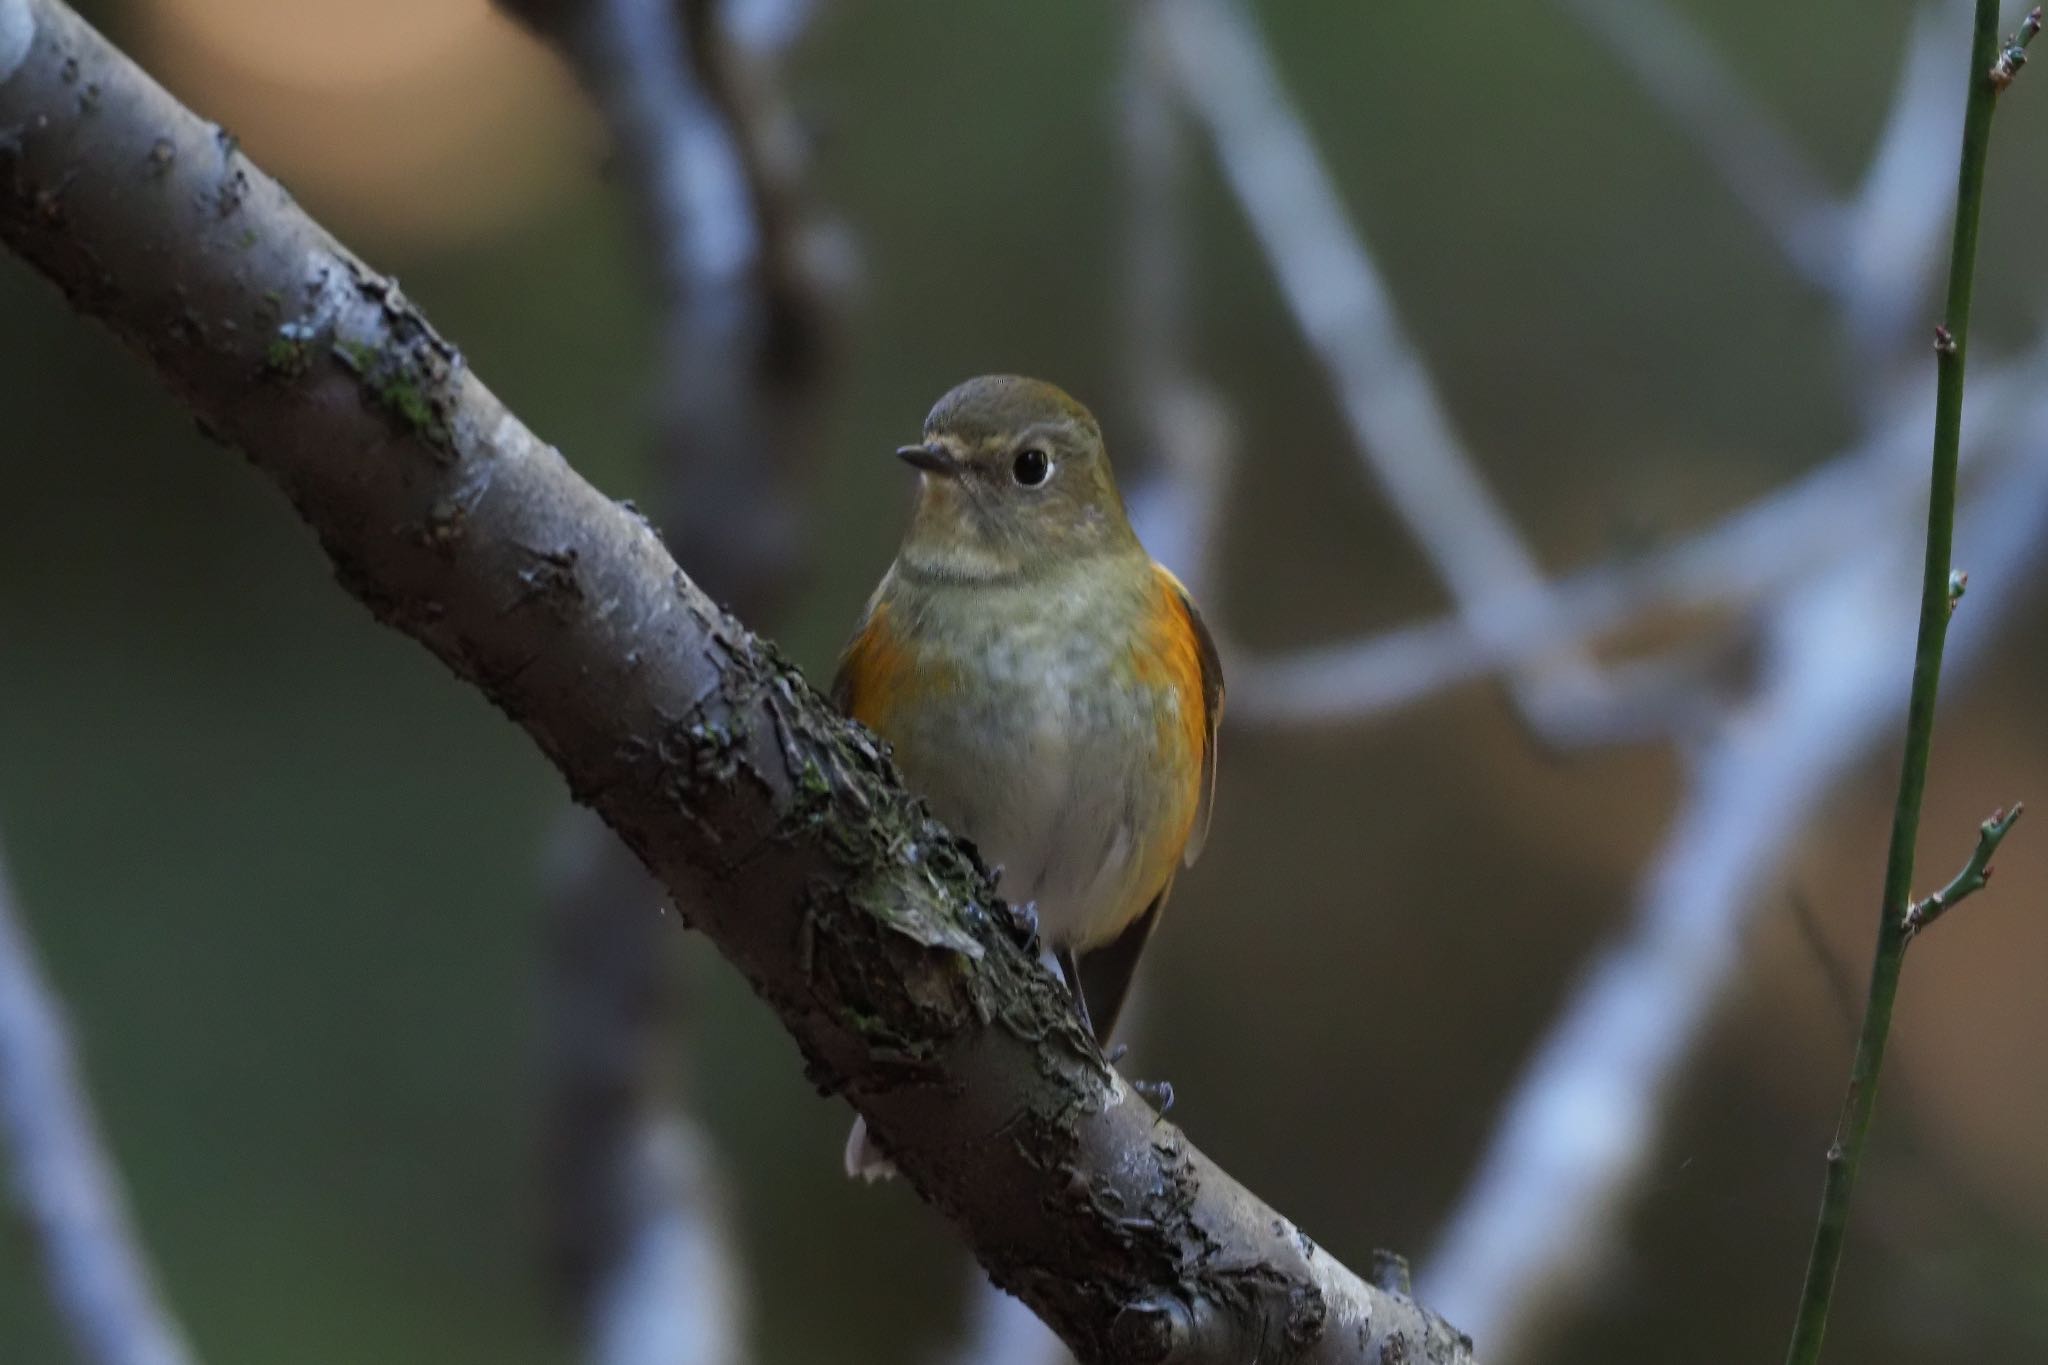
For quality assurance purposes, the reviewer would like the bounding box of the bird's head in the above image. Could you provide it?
[892,375,1137,581]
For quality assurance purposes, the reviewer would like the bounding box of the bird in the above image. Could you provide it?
[831,374,1223,1180]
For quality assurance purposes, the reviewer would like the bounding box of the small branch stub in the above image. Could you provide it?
[1372,1249,1415,1298]
[1990,7,2042,91]
[1902,803,2024,941]
[1947,568,1969,615]
[1934,323,1957,355]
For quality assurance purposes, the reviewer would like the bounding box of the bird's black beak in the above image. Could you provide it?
[897,443,962,476]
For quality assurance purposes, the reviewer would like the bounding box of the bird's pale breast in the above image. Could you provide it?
[838,558,1203,953]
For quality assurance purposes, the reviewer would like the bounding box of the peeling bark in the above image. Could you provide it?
[0,3,1475,1360]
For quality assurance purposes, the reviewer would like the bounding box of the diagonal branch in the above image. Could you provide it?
[499,4,842,1359]
[1157,0,1620,743]
[1226,332,2048,729]
[500,1,839,1358]
[0,835,198,1365]
[0,4,1472,1361]
[500,0,837,624]
[1553,0,1845,293]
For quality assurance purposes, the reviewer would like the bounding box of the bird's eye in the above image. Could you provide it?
[1011,448,1052,487]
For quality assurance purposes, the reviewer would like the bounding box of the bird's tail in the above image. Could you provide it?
[843,1115,897,1182]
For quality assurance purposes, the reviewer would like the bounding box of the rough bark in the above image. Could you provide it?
[0,3,1475,1361]
[496,0,841,1346]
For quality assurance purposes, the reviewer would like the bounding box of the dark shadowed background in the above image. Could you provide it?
[4,1,2048,1362]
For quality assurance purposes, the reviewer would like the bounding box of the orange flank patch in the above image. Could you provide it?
[1132,567,1212,847]
[835,601,949,733]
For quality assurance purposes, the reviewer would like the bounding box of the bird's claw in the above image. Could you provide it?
[1130,1078,1175,1113]
[1002,897,1040,948]
[1104,1043,1129,1065]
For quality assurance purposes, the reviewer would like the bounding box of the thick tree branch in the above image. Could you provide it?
[0,3,1472,1361]
[500,0,840,1355]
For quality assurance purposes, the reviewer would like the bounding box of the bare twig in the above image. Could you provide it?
[0,836,198,1365]
[1785,880,2048,1282]
[0,6,1474,1358]
[1901,803,2022,940]
[1784,4,2031,1355]
[1988,5,2043,90]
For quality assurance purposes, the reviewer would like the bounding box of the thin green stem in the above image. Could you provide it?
[1781,4,2027,1362]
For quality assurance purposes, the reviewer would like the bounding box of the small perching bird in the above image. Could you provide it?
[833,375,1223,1179]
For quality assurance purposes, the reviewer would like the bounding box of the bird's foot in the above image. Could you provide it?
[1052,947,1098,1040]
[1129,1077,1176,1113]
[1002,896,1040,949]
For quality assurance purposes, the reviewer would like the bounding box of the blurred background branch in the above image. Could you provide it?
[1159,0,1623,746]
[946,6,2048,1353]
[1553,0,1849,296]
[1422,428,2048,1354]
[495,1,842,1362]
[1119,0,2048,1359]
[1559,0,1968,371]
[0,834,197,1365]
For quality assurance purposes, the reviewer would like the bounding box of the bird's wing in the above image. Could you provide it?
[1074,568,1223,1046]
[830,588,901,727]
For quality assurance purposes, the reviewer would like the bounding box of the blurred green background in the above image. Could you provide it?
[5,1,2048,1362]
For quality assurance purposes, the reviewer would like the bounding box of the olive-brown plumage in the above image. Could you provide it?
[833,375,1223,1179]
